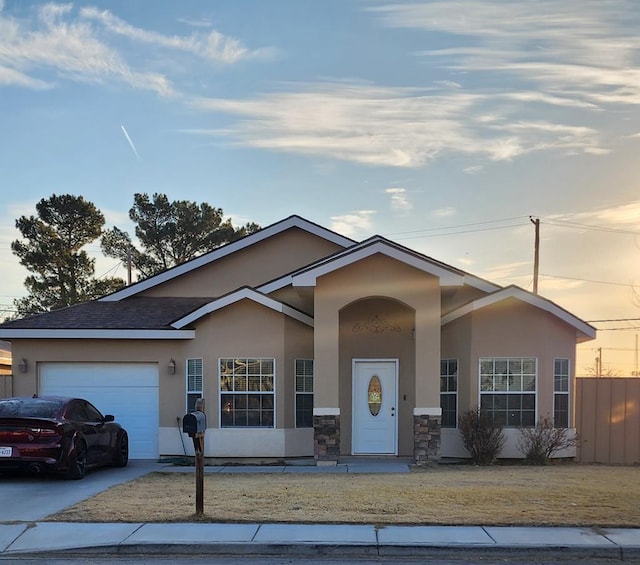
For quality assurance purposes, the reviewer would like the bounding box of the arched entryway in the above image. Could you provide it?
[338,297,415,457]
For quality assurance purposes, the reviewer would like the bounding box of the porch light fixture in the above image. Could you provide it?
[168,358,176,375]
[18,358,28,373]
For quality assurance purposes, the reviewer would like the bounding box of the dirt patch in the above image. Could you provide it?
[49,464,640,527]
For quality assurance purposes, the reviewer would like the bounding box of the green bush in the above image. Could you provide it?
[517,417,578,465]
[458,406,505,465]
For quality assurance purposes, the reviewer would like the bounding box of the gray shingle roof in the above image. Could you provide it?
[0,297,214,330]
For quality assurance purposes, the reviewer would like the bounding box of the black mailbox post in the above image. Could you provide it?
[182,404,207,515]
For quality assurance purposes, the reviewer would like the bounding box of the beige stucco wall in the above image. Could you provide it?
[8,299,316,457]
[339,298,415,456]
[10,339,176,404]
[140,228,344,298]
[312,254,442,455]
[440,297,578,458]
[176,299,313,430]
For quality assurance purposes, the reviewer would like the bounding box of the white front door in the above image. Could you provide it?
[352,360,398,455]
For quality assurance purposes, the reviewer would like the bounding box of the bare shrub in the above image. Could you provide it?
[517,417,578,465]
[458,406,505,465]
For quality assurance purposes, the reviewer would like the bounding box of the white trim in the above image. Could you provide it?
[171,288,314,328]
[461,275,501,293]
[101,216,354,302]
[0,329,195,340]
[292,239,464,287]
[441,285,596,342]
[186,358,204,413]
[477,357,538,427]
[413,407,442,416]
[258,276,293,294]
[553,357,571,428]
[440,358,458,428]
[218,357,276,429]
[294,358,314,429]
[313,407,340,416]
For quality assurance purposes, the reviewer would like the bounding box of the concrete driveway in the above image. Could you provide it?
[0,460,164,521]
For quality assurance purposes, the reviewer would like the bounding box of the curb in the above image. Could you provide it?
[6,542,639,561]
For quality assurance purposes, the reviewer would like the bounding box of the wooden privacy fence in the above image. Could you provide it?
[576,377,640,464]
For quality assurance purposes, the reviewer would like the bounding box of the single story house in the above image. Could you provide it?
[0,216,595,463]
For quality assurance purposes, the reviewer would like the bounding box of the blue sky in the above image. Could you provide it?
[1,0,640,374]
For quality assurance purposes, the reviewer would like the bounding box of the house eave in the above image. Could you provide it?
[440,286,597,342]
[0,329,195,340]
[292,241,464,287]
[100,216,355,302]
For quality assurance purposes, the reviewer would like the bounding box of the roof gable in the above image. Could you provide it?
[441,285,596,342]
[172,287,314,328]
[101,215,355,302]
[289,236,465,288]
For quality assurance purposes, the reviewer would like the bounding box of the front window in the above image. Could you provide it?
[554,358,570,428]
[220,358,275,427]
[186,358,203,412]
[295,359,313,428]
[440,359,458,428]
[480,357,536,427]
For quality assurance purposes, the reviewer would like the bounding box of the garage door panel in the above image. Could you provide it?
[39,363,159,460]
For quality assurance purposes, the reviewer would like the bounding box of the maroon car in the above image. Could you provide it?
[0,396,128,479]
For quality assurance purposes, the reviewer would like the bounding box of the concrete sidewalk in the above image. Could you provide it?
[1,522,640,559]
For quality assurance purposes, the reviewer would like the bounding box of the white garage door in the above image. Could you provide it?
[39,363,159,460]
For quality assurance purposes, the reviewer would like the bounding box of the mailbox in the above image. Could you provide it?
[182,411,207,436]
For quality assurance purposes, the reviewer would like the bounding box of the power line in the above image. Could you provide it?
[538,217,640,236]
[393,223,527,241]
[383,216,530,237]
[587,318,640,323]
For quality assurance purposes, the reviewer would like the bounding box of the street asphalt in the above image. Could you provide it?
[1,459,639,561]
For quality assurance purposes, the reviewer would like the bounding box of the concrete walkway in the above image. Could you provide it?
[1,459,639,560]
[1,522,640,559]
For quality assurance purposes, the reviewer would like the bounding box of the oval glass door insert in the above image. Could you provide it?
[368,375,382,416]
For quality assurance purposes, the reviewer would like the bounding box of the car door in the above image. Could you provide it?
[81,401,112,464]
[65,401,98,464]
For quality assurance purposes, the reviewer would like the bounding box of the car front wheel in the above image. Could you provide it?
[113,432,129,467]
[66,440,87,480]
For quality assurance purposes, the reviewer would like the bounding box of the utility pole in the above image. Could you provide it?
[530,217,540,294]
[127,245,132,286]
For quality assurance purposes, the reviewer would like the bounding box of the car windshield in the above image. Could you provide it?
[0,398,64,418]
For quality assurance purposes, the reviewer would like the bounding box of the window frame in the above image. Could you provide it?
[440,358,458,429]
[186,358,204,413]
[478,357,538,428]
[294,359,314,429]
[553,358,570,428]
[218,357,276,428]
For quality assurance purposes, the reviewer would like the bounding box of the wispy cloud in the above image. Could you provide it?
[0,3,174,96]
[0,3,270,96]
[330,210,375,238]
[565,201,640,226]
[192,81,604,167]
[432,207,456,218]
[80,7,267,64]
[385,187,412,213]
[370,1,640,106]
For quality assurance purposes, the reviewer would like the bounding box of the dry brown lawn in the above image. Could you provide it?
[49,464,640,527]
